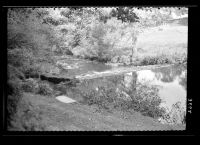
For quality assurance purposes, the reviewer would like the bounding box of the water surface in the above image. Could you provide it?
[75,64,187,124]
[136,64,187,112]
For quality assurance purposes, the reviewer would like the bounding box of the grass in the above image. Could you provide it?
[7,70,185,130]
[110,24,188,66]
[9,92,185,131]
[133,24,187,66]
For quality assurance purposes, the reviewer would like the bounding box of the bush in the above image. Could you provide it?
[125,83,166,118]
[20,106,47,131]
[79,82,120,112]
[8,99,48,131]
[53,82,68,95]
[140,56,158,65]
[8,8,58,67]
[37,81,53,96]
[8,64,25,81]
[7,79,23,127]
[74,76,166,118]
[21,78,39,93]
[8,47,41,79]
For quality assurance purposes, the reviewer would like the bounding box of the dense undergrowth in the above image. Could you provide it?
[69,76,166,119]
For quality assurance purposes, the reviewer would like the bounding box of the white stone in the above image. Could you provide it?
[56,95,76,104]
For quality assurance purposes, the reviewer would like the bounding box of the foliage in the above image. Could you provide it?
[7,97,48,131]
[159,101,186,124]
[21,78,39,93]
[36,81,53,96]
[7,64,25,81]
[7,7,187,66]
[19,103,47,131]
[7,79,23,127]
[7,8,57,69]
[73,77,165,118]
[110,7,140,23]
[123,82,166,118]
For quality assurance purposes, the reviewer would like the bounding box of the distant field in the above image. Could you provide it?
[135,24,188,59]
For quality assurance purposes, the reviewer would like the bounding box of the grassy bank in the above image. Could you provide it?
[7,72,186,131]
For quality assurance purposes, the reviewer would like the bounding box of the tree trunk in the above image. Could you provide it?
[131,35,138,63]
[130,71,137,101]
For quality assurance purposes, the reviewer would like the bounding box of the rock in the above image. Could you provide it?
[56,95,76,104]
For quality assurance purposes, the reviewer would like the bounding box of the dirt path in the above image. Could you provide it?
[23,93,185,131]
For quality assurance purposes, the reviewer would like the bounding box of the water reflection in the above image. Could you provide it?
[78,64,187,124]
[123,64,187,124]
[135,64,187,111]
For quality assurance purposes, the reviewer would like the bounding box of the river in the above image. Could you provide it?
[56,57,187,124]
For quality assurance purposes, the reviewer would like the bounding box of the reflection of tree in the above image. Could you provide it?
[152,65,185,83]
[155,73,162,80]
[122,72,137,99]
[179,73,187,90]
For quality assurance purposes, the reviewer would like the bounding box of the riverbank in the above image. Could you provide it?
[7,62,186,131]
[9,92,185,131]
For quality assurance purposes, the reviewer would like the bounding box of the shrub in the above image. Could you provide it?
[139,54,174,66]
[37,81,53,96]
[54,82,68,95]
[80,83,119,112]
[75,77,165,118]
[8,8,58,67]
[21,79,39,93]
[20,107,47,131]
[8,47,41,79]
[126,83,166,118]
[8,99,48,131]
[8,64,25,81]
[140,56,154,65]
[7,79,23,127]
[159,101,186,124]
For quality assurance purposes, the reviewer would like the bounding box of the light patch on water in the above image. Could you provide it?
[124,72,134,88]
[157,77,186,111]
[137,70,156,82]
[180,70,186,78]
[137,69,186,112]
[56,95,76,104]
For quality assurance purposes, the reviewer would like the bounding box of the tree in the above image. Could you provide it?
[109,7,141,62]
